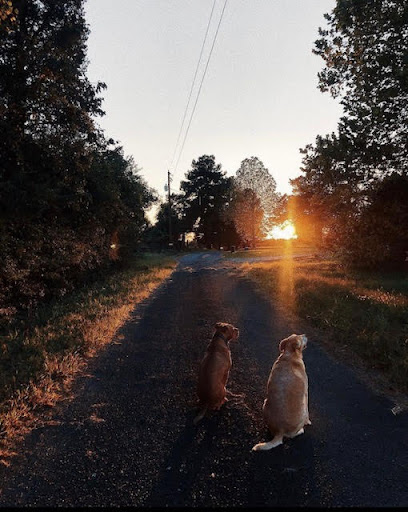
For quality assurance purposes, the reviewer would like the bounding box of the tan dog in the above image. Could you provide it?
[194,322,239,425]
[252,334,311,451]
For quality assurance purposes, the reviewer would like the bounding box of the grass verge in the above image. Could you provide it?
[242,256,408,397]
[0,253,177,463]
[223,240,317,259]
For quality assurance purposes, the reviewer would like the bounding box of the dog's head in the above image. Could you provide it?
[214,322,239,342]
[278,334,307,354]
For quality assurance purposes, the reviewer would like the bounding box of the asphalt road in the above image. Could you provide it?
[0,251,407,507]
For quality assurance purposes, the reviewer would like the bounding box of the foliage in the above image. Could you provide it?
[144,193,188,249]
[0,0,18,31]
[179,155,237,248]
[0,0,154,312]
[342,174,408,269]
[314,0,408,175]
[291,0,408,266]
[224,185,263,246]
[234,157,281,236]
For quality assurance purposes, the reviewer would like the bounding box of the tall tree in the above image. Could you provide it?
[225,186,263,247]
[234,156,281,239]
[0,1,154,310]
[292,0,408,262]
[291,132,363,247]
[180,155,231,248]
[0,0,106,219]
[314,0,408,176]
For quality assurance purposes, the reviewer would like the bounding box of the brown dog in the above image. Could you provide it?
[252,333,311,451]
[193,322,239,425]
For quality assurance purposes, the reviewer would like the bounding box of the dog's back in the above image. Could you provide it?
[194,322,239,424]
[197,343,231,407]
[252,334,310,450]
[263,355,308,434]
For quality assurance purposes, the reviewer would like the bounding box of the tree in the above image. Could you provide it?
[233,157,281,240]
[0,1,154,311]
[314,0,408,176]
[225,186,263,247]
[180,155,231,248]
[291,132,363,247]
[292,0,408,263]
[145,193,188,250]
[86,146,156,261]
[342,173,408,269]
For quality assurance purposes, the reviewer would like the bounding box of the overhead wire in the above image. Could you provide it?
[168,0,217,172]
[173,0,228,176]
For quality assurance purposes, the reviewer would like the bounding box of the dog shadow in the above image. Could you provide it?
[144,409,224,507]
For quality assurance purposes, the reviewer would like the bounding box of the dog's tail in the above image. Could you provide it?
[193,405,208,425]
[252,434,284,451]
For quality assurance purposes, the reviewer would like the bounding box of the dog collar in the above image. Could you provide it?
[214,332,228,344]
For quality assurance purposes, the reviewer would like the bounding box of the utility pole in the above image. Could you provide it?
[167,170,172,245]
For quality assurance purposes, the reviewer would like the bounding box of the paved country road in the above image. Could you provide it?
[0,252,407,507]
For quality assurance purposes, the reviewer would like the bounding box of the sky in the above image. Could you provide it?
[84,0,343,218]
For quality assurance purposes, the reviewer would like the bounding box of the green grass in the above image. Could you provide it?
[0,253,177,455]
[244,258,408,393]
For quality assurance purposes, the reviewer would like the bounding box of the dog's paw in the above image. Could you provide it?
[252,443,263,451]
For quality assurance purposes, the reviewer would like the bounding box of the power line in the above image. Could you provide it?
[168,0,217,171]
[173,0,228,175]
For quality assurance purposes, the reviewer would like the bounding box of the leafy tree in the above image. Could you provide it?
[234,157,281,237]
[145,193,188,250]
[291,132,363,247]
[292,0,408,263]
[342,174,408,269]
[0,1,154,311]
[180,155,232,248]
[86,146,156,261]
[314,0,408,176]
[225,185,263,247]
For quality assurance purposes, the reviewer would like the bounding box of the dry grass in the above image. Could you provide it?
[242,257,408,396]
[0,253,176,463]
[223,240,317,259]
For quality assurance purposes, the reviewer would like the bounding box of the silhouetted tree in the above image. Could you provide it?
[145,193,187,250]
[0,1,154,311]
[292,0,408,264]
[343,174,408,269]
[225,186,263,247]
[314,0,408,175]
[180,155,231,248]
[234,157,281,237]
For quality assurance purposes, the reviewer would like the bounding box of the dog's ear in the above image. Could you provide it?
[279,335,301,352]
[279,338,288,352]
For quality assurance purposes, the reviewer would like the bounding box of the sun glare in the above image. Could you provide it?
[266,220,297,240]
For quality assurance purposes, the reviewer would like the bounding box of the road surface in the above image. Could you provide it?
[0,252,407,507]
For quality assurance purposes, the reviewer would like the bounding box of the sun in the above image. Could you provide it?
[266,220,297,240]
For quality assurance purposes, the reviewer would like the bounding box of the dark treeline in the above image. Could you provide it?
[145,155,282,251]
[0,0,155,314]
[288,0,408,270]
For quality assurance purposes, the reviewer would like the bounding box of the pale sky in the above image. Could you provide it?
[84,0,342,209]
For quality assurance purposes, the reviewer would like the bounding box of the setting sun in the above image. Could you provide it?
[266,220,298,240]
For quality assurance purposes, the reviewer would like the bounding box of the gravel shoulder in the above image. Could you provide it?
[0,251,407,507]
